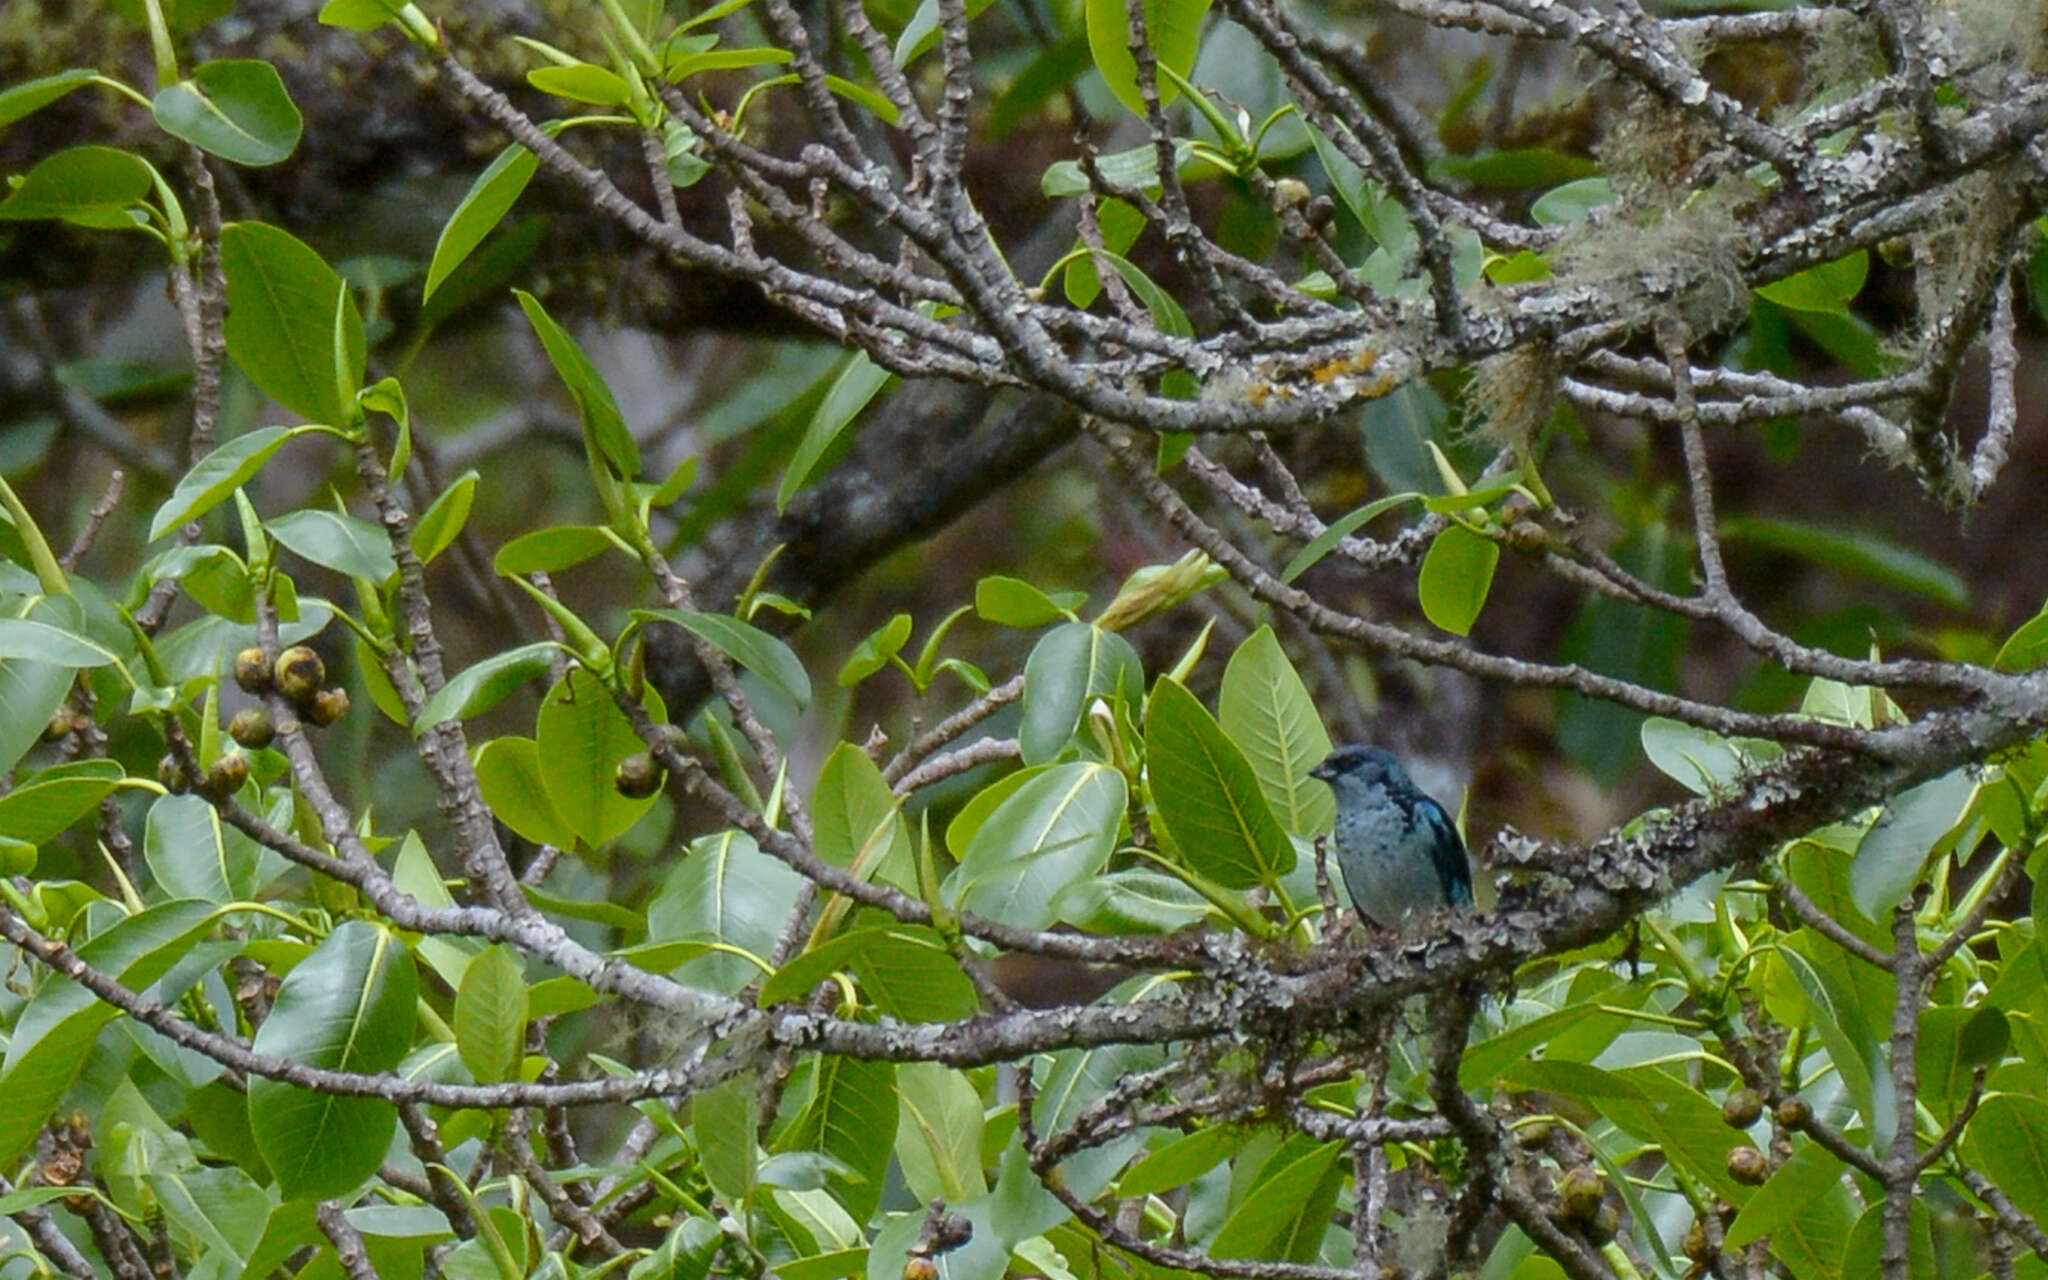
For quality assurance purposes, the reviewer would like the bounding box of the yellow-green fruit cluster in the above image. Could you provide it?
[235,646,351,731]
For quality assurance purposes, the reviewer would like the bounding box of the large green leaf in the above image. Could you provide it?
[1217,627,1334,837]
[534,668,664,849]
[639,608,812,708]
[0,899,217,1168]
[514,289,639,481]
[645,829,806,995]
[893,1063,985,1202]
[152,60,302,167]
[1720,516,1967,610]
[411,641,561,733]
[1849,768,1975,920]
[1206,1137,1344,1261]
[474,736,578,848]
[265,509,398,583]
[144,793,266,902]
[424,145,538,301]
[0,69,98,130]
[694,1069,758,1208]
[494,525,618,576]
[247,921,418,1201]
[149,425,309,540]
[1146,677,1294,890]
[0,145,151,225]
[778,1056,897,1223]
[454,944,528,1084]
[1018,622,1142,764]
[946,762,1125,929]
[0,759,124,847]
[812,741,912,886]
[776,352,891,513]
[1417,523,1499,636]
[1963,1095,2048,1227]
[760,926,975,1022]
[1084,0,1212,117]
[221,223,365,426]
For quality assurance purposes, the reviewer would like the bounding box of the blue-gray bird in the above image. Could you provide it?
[1310,745,1472,931]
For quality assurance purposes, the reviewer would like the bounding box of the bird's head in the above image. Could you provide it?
[1309,744,1407,791]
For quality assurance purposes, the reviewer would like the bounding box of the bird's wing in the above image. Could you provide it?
[1416,795,1473,907]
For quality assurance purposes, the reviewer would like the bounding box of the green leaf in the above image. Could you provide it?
[266,509,398,583]
[1053,867,1209,932]
[527,63,633,105]
[1639,717,1775,796]
[0,617,120,669]
[150,426,300,539]
[1217,627,1334,837]
[1964,1094,2048,1223]
[494,525,619,576]
[424,145,538,302]
[645,829,806,994]
[0,69,98,130]
[1755,251,1870,315]
[778,1057,896,1223]
[248,921,418,1201]
[1529,176,1615,227]
[1417,523,1499,636]
[639,608,811,708]
[1207,1138,1344,1261]
[144,792,266,902]
[0,654,80,779]
[694,1069,758,1208]
[221,222,365,425]
[317,0,410,30]
[975,576,1082,628]
[474,736,579,849]
[1116,1127,1236,1197]
[1719,516,1967,609]
[666,46,794,78]
[1278,491,1421,582]
[893,1063,985,1202]
[1018,622,1142,764]
[0,760,124,846]
[514,289,639,481]
[152,60,302,167]
[839,613,913,687]
[534,666,663,849]
[0,900,217,1169]
[0,145,151,224]
[1084,0,1213,117]
[777,352,892,513]
[1145,677,1295,890]
[761,927,975,1021]
[1850,768,1975,919]
[411,641,562,732]
[946,762,1125,929]
[454,944,528,1084]
[412,470,478,565]
[812,741,912,886]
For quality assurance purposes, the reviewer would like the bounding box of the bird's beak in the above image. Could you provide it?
[1309,761,1336,783]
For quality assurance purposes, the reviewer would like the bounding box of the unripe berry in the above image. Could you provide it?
[1558,1167,1605,1226]
[274,646,325,704]
[1726,1146,1768,1185]
[903,1259,938,1280]
[1721,1087,1763,1128]
[234,647,273,694]
[229,707,275,749]
[1775,1097,1811,1127]
[307,687,350,728]
[615,751,665,798]
[201,754,250,799]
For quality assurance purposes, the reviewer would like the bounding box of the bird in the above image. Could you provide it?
[1310,745,1473,931]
